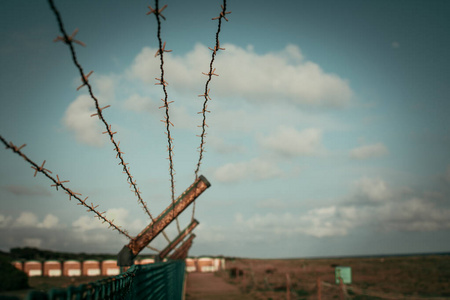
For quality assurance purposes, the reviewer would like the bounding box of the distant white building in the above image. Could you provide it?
[83,260,101,276]
[44,261,62,277]
[63,260,81,277]
[24,261,42,277]
[102,260,120,276]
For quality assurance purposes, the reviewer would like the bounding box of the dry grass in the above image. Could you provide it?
[218,255,450,300]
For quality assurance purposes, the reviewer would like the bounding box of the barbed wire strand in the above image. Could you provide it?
[147,0,180,234]
[1,135,161,253]
[1,135,131,238]
[47,0,174,243]
[192,0,230,222]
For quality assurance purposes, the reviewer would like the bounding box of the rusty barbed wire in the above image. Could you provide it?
[1,135,161,253]
[192,0,230,221]
[148,0,181,234]
[47,0,161,231]
[0,135,131,238]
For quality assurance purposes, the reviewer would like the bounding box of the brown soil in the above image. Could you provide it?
[222,256,450,300]
[185,272,255,300]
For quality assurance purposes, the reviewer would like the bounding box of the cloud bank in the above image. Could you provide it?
[234,177,450,238]
[350,143,388,160]
[127,43,352,107]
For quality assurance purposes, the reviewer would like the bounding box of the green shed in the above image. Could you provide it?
[335,266,352,284]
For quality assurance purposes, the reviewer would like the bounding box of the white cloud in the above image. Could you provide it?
[392,41,400,49]
[350,143,388,159]
[23,238,42,248]
[208,136,246,154]
[127,43,352,107]
[14,212,39,227]
[170,105,198,129]
[72,215,104,232]
[233,177,450,239]
[0,214,13,228]
[299,206,352,237]
[259,126,322,157]
[63,95,105,147]
[72,208,146,233]
[214,157,284,183]
[93,75,116,103]
[10,212,60,229]
[376,198,450,232]
[235,208,351,238]
[123,93,156,113]
[37,214,59,229]
[354,177,392,202]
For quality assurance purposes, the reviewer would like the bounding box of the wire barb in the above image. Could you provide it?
[212,5,231,22]
[47,0,155,223]
[31,160,52,177]
[0,134,132,239]
[77,70,93,91]
[51,174,70,191]
[208,40,225,54]
[202,68,219,77]
[198,89,211,100]
[154,41,172,57]
[90,105,111,118]
[146,4,167,20]
[154,77,169,86]
[193,0,229,222]
[53,28,86,47]
[158,99,174,109]
[150,0,180,234]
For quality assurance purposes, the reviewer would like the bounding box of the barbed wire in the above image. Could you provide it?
[147,0,181,234]
[192,0,230,221]
[46,0,171,238]
[0,134,161,253]
[1,135,131,238]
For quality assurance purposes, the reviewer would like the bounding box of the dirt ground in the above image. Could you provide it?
[220,255,450,300]
[185,272,255,300]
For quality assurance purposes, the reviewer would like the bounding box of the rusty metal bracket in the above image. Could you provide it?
[159,219,199,260]
[169,234,195,260]
[117,175,210,266]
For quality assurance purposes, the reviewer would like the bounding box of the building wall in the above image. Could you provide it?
[11,261,23,271]
[136,258,155,265]
[185,258,197,272]
[102,260,120,276]
[63,260,81,277]
[14,256,226,276]
[44,261,62,277]
[24,261,42,277]
[197,258,215,273]
[83,260,101,276]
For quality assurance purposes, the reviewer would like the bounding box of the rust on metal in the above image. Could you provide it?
[169,234,195,260]
[127,176,210,255]
[159,219,199,260]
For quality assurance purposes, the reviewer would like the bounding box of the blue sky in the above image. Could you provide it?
[1,0,449,258]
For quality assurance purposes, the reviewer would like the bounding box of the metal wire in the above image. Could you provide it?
[1,135,162,255]
[1,135,132,238]
[147,0,181,234]
[192,0,230,221]
[45,0,178,245]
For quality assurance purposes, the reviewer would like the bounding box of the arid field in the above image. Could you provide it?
[216,254,450,300]
[1,254,450,300]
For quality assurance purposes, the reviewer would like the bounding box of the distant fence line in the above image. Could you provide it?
[12,257,225,277]
[26,260,185,300]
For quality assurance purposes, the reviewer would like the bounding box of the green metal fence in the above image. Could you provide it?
[26,260,186,300]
